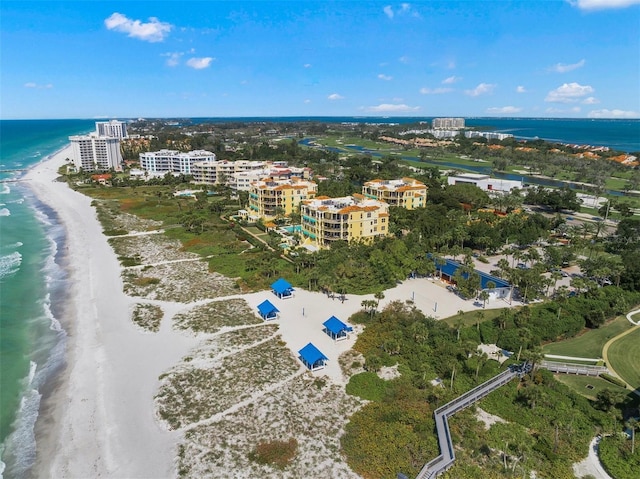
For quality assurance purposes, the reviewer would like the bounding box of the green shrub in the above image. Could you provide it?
[249,438,298,469]
[600,373,627,388]
[346,372,388,401]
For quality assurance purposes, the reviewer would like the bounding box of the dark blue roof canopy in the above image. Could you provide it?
[257,299,280,319]
[271,278,294,296]
[434,257,510,289]
[323,316,353,335]
[298,342,328,369]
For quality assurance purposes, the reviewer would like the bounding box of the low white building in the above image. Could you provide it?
[139,149,216,175]
[447,173,522,193]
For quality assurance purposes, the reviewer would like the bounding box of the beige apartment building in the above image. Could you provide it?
[300,194,390,248]
[362,178,427,210]
[248,178,318,219]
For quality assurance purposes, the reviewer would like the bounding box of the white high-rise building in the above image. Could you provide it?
[96,120,128,139]
[69,134,123,172]
[432,118,465,129]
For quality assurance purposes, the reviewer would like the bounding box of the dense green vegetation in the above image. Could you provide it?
[341,301,621,478]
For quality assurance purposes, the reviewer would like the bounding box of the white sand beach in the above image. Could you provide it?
[25,148,517,477]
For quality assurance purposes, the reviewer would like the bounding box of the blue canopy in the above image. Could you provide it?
[298,342,328,370]
[257,299,280,320]
[323,316,353,338]
[436,258,510,289]
[271,278,294,297]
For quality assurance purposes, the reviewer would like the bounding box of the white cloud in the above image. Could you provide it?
[328,93,344,100]
[442,75,461,84]
[364,103,420,113]
[465,83,496,97]
[162,52,182,67]
[186,57,214,69]
[568,0,640,10]
[304,63,312,68]
[24,82,53,89]
[588,109,640,118]
[582,96,600,104]
[545,82,594,103]
[419,87,452,94]
[545,106,582,114]
[398,55,410,64]
[384,3,419,19]
[486,106,523,114]
[378,74,393,81]
[304,99,311,104]
[105,12,172,42]
[516,86,527,93]
[549,59,586,73]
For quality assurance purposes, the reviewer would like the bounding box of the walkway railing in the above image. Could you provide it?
[414,363,530,479]
[539,360,609,376]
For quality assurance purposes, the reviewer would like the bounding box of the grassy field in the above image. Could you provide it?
[607,327,640,390]
[442,306,509,327]
[542,315,634,359]
[555,374,629,401]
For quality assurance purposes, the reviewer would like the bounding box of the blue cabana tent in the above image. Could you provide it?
[271,278,294,299]
[298,343,328,371]
[323,316,353,341]
[257,299,280,320]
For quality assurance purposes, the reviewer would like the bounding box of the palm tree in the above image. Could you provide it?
[479,290,490,308]
[374,291,385,308]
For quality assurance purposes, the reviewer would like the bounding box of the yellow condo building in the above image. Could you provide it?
[300,194,390,248]
[248,178,317,220]
[362,177,427,210]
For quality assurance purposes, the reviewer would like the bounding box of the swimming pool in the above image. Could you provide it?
[282,225,302,233]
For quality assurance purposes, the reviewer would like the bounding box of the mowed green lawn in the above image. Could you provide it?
[607,327,640,390]
[555,375,629,401]
[542,315,634,359]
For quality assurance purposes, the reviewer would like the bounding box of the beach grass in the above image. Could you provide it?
[155,335,300,430]
[542,315,634,359]
[131,303,164,332]
[606,327,640,389]
[173,298,262,333]
[176,374,362,478]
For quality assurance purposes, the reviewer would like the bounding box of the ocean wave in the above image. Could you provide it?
[0,251,22,279]
[0,208,10,217]
[0,184,9,195]
[0,362,42,479]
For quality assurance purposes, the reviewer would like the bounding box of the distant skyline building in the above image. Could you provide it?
[432,117,465,130]
[69,134,123,172]
[95,119,128,139]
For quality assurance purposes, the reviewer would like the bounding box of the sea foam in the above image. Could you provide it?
[0,252,22,279]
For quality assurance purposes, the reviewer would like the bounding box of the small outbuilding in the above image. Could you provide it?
[322,316,353,341]
[271,278,295,299]
[298,343,328,371]
[257,299,280,321]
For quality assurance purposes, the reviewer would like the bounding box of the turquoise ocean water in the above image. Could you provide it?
[0,117,637,478]
[0,119,93,478]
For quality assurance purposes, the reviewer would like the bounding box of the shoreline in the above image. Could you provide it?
[24,147,197,478]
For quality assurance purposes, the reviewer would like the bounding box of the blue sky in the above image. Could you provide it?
[2,0,639,119]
